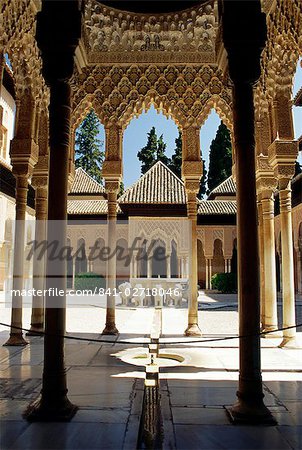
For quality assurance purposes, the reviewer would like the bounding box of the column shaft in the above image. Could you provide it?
[25,81,77,421]
[28,187,48,334]
[261,195,279,335]
[230,81,273,422]
[167,255,171,278]
[4,176,29,346]
[205,259,209,290]
[103,191,118,335]
[185,197,201,336]
[258,200,265,328]
[209,259,212,290]
[279,188,296,346]
[297,252,302,294]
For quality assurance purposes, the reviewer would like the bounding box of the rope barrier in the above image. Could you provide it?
[0,321,301,346]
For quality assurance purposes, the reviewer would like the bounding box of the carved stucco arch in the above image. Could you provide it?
[71,94,108,132]
[72,64,233,131]
[196,95,233,132]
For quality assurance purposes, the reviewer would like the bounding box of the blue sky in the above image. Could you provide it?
[96,58,302,188]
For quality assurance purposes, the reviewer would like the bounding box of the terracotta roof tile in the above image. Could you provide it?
[70,168,105,194]
[208,176,236,198]
[198,200,237,215]
[67,199,121,215]
[119,161,186,204]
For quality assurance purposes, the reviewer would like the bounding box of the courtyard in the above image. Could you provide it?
[1,293,301,450]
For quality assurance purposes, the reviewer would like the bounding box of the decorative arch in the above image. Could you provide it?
[71,64,233,132]
[212,238,224,276]
[196,94,233,132]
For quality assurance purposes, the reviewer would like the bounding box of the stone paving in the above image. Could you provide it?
[0,292,301,449]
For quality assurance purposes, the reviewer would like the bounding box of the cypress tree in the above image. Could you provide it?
[137,126,158,174]
[156,134,171,166]
[170,130,182,178]
[207,121,232,193]
[75,110,104,184]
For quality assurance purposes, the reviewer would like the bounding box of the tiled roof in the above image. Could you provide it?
[198,200,237,215]
[293,86,302,106]
[119,161,186,204]
[70,168,105,194]
[67,199,121,215]
[208,176,236,198]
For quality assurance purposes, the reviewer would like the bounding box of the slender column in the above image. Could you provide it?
[24,0,81,421]
[147,256,152,279]
[261,193,280,336]
[185,191,201,336]
[297,250,302,294]
[224,259,228,273]
[25,80,77,421]
[268,88,299,346]
[183,257,188,278]
[257,198,265,328]
[27,187,48,335]
[4,176,29,346]
[103,188,119,334]
[222,0,275,424]
[205,259,209,290]
[166,254,171,278]
[279,185,298,347]
[209,259,212,290]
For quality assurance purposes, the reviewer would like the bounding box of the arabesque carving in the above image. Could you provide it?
[83,0,218,64]
[71,64,233,129]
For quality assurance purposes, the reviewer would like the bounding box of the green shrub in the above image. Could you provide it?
[74,272,106,291]
[211,272,237,294]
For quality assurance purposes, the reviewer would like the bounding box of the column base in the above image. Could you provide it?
[26,324,44,336]
[226,400,277,425]
[279,336,302,349]
[261,326,282,339]
[3,333,28,346]
[102,324,119,335]
[24,397,78,422]
[184,324,202,337]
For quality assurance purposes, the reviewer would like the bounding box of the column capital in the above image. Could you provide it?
[268,140,298,185]
[105,180,120,194]
[256,156,277,197]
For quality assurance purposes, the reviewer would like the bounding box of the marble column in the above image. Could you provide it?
[27,186,48,335]
[182,127,203,336]
[166,254,171,278]
[4,175,30,346]
[24,0,81,421]
[209,259,212,290]
[222,0,275,423]
[278,183,298,347]
[4,90,39,346]
[267,88,299,347]
[185,190,201,336]
[147,256,152,279]
[257,197,265,328]
[224,259,228,273]
[297,250,302,294]
[261,191,280,336]
[103,187,119,335]
[205,259,209,290]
